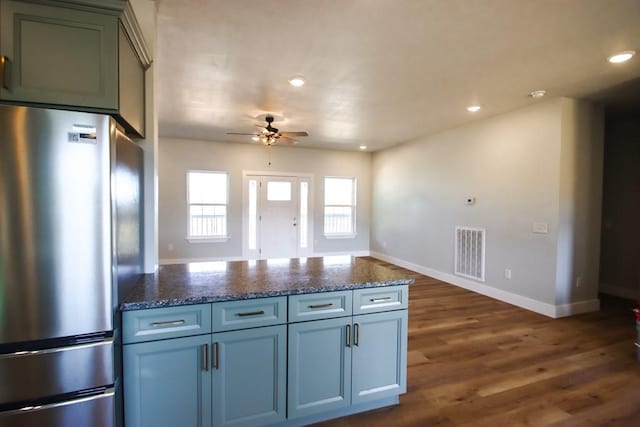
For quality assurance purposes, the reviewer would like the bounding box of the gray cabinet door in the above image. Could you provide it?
[123,335,212,427]
[118,24,145,136]
[0,1,118,109]
[351,310,408,404]
[288,317,352,419]
[212,325,286,427]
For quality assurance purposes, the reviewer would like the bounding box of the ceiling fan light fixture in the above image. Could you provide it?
[466,105,481,113]
[288,76,305,87]
[608,51,635,64]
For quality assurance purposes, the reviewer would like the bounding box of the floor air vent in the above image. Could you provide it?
[455,226,485,281]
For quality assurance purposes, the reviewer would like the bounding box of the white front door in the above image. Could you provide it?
[259,176,299,258]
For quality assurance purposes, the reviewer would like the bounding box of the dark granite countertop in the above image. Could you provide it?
[120,256,414,311]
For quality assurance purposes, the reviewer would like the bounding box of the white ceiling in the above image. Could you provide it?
[156,0,640,151]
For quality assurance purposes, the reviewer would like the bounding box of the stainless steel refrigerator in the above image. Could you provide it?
[0,104,143,426]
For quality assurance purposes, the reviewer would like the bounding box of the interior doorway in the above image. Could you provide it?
[244,173,312,259]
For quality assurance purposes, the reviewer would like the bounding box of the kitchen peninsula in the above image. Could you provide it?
[120,256,412,427]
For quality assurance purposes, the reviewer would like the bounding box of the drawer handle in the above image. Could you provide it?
[370,297,393,303]
[308,303,333,309]
[151,319,186,327]
[235,310,265,317]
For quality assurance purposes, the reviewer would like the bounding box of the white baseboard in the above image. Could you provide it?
[370,251,599,318]
[159,255,246,265]
[314,250,370,258]
[599,284,640,300]
[160,250,371,265]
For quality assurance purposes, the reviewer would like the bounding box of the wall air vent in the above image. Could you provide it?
[455,226,486,281]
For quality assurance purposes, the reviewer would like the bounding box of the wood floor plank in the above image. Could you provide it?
[314,257,640,427]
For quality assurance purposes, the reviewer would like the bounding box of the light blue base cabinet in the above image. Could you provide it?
[288,317,352,418]
[287,287,408,422]
[122,285,408,427]
[123,334,212,427]
[352,310,408,404]
[213,325,287,427]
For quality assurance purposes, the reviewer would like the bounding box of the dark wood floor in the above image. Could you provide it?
[317,257,640,427]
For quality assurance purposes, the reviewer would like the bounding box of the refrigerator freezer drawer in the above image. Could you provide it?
[0,338,113,404]
[0,388,114,427]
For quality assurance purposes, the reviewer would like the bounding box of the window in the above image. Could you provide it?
[187,171,228,240]
[324,177,356,237]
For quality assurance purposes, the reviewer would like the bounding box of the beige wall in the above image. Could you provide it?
[158,138,372,262]
[599,112,640,299]
[371,98,604,317]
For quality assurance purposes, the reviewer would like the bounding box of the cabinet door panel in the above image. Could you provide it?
[118,24,145,136]
[123,335,212,427]
[213,325,286,427]
[288,317,352,419]
[0,1,118,109]
[352,310,408,404]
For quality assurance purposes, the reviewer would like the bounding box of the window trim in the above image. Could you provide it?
[323,176,357,238]
[186,170,229,241]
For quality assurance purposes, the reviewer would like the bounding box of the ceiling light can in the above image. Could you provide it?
[608,51,635,64]
[529,90,546,99]
[288,76,305,87]
[359,145,367,150]
[466,105,481,113]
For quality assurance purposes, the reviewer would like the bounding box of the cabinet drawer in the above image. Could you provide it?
[289,291,352,323]
[353,285,408,315]
[122,304,212,344]
[212,297,287,332]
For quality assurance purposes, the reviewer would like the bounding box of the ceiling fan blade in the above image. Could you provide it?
[278,136,300,145]
[227,132,259,136]
[279,131,308,137]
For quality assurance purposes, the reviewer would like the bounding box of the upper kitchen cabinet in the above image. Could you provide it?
[117,23,145,136]
[0,0,151,136]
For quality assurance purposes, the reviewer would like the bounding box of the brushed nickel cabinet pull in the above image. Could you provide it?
[370,297,392,303]
[202,344,209,371]
[0,56,9,90]
[151,319,186,327]
[346,324,351,348]
[308,303,333,309]
[213,342,219,370]
[235,310,265,317]
[354,323,359,346]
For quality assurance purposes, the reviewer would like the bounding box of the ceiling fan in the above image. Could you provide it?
[227,115,309,146]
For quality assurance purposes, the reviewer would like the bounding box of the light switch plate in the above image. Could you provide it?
[532,222,549,234]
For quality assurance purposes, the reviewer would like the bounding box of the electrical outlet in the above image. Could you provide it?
[576,276,582,288]
[168,243,174,251]
[505,269,512,280]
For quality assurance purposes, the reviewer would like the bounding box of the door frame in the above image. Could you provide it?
[242,170,314,259]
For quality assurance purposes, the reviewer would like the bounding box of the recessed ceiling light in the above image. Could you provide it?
[608,51,635,64]
[529,90,546,99]
[288,76,305,87]
[466,105,481,113]
[359,145,367,150]
[251,136,259,141]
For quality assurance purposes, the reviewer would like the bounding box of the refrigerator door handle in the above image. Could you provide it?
[0,387,115,424]
[0,337,113,359]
